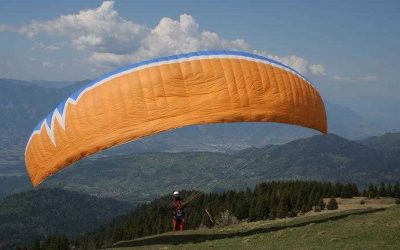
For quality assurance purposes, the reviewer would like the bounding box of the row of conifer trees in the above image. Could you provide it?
[20,180,400,250]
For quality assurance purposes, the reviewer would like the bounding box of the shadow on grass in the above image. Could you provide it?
[109,208,385,248]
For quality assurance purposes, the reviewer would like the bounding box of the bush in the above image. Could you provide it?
[313,205,322,212]
[326,198,338,210]
[287,210,298,217]
[200,212,214,228]
[215,210,238,227]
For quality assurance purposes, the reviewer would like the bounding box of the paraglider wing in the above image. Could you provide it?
[25,50,327,186]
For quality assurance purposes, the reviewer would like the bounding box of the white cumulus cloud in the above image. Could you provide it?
[252,50,326,76]
[0,24,17,32]
[46,45,60,51]
[1,1,326,77]
[333,74,380,83]
[14,1,147,54]
[310,64,326,76]
[88,13,250,67]
[360,75,379,82]
[42,62,56,68]
[35,42,60,51]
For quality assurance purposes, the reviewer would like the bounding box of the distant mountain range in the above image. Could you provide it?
[358,132,400,151]
[0,188,133,249]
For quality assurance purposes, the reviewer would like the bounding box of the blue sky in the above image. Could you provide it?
[0,0,399,114]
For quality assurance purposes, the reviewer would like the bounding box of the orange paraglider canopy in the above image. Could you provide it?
[25,50,327,186]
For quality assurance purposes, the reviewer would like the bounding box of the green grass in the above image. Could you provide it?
[108,206,400,249]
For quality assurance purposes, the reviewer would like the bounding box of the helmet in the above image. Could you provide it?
[173,191,179,196]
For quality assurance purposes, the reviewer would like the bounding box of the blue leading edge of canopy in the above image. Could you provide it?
[29,50,310,139]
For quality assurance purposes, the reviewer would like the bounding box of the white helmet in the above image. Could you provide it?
[173,191,179,196]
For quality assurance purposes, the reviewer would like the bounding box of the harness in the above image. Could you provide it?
[173,201,185,220]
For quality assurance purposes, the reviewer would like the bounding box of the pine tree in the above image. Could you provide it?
[362,188,367,197]
[373,184,379,198]
[326,197,338,210]
[334,183,343,197]
[268,206,277,220]
[394,182,400,198]
[300,195,312,213]
[248,198,258,221]
[260,198,270,220]
[318,197,326,210]
[387,183,393,197]
[31,240,40,250]
[276,204,286,219]
[254,197,263,221]
[340,184,352,198]
[234,195,248,219]
[294,193,303,212]
[351,183,359,197]
[277,197,289,218]
[323,183,333,197]
[367,184,377,198]
[378,182,387,197]
[41,234,69,250]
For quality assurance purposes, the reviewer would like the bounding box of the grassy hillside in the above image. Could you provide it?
[242,133,400,185]
[109,204,400,249]
[359,132,400,151]
[0,188,133,249]
[0,176,31,198]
